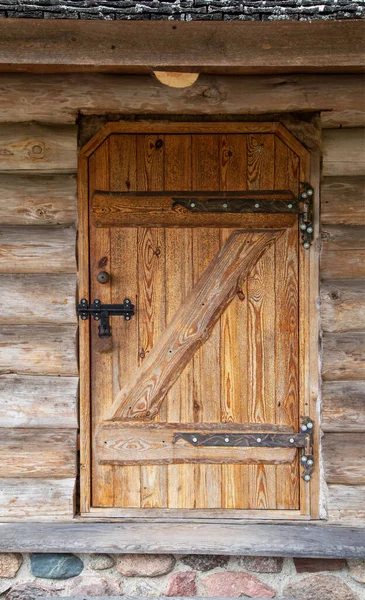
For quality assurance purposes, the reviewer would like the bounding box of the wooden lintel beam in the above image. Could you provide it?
[0,20,364,74]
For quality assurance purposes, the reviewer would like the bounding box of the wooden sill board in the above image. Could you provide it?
[0,522,364,557]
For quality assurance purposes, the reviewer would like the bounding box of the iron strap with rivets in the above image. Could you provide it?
[174,431,308,448]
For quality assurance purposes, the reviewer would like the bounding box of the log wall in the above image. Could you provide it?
[0,82,363,523]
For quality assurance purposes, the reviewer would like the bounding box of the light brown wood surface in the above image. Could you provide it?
[322,333,365,381]
[0,173,76,225]
[0,429,77,478]
[0,227,77,274]
[327,484,365,524]
[321,176,365,225]
[321,280,365,333]
[0,479,75,519]
[0,375,78,429]
[324,433,365,485]
[0,124,77,172]
[0,325,78,376]
[0,274,77,324]
[322,381,365,432]
[321,225,365,251]
[323,128,365,176]
[321,250,365,280]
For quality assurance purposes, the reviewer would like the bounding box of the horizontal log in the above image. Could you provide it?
[320,250,365,280]
[0,325,78,376]
[321,177,365,225]
[323,128,365,176]
[322,382,365,432]
[0,226,76,274]
[0,478,75,519]
[0,375,78,428]
[97,422,296,466]
[0,173,76,225]
[0,274,77,325]
[321,280,365,333]
[0,73,364,126]
[0,124,77,172]
[321,110,365,129]
[327,485,365,524]
[0,428,77,478]
[322,333,365,381]
[323,433,365,485]
[0,522,364,557]
[321,225,365,251]
[0,20,363,74]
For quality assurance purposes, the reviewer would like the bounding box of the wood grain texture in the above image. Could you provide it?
[0,522,364,557]
[323,433,365,484]
[0,326,78,376]
[322,381,365,432]
[0,375,78,429]
[320,250,365,280]
[321,279,365,333]
[322,333,365,381]
[321,225,365,250]
[0,274,77,324]
[327,485,365,524]
[0,173,76,225]
[0,226,76,274]
[323,128,365,176]
[0,429,77,478]
[0,124,77,172]
[321,176,365,225]
[0,479,75,519]
[109,230,280,422]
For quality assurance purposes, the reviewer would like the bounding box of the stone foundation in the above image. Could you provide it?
[0,553,364,598]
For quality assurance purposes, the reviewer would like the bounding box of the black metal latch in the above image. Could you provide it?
[77,298,135,338]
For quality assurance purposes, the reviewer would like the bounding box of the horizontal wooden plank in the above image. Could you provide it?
[0,74,364,126]
[0,478,75,519]
[93,192,295,229]
[327,485,365,524]
[0,428,77,478]
[0,226,76,274]
[320,250,365,280]
[97,422,296,466]
[321,279,365,333]
[323,128,365,176]
[0,20,363,74]
[0,325,78,376]
[323,433,365,485]
[322,382,365,432]
[0,375,78,428]
[322,333,365,381]
[321,177,365,225]
[0,522,364,557]
[321,225,365,251]
[0,173,76,225]
[0,274,77,325]
[0,124,77,172]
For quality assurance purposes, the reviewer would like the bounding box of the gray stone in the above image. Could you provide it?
[347,559,365,583]
[0,555,23,578]
[241,556,284,573]
[283,574,359,600]
[30,553,84,580]
[181,554,229,571]
[65,575,123,596]
[6,584,55,600]
[116,553,175,577]
[89,554,115,571]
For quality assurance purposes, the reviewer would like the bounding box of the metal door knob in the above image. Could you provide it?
[96,271,110,284]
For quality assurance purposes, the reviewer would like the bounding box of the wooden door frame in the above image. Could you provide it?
[78,121,320,520]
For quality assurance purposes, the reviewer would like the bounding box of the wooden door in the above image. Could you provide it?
[80,123,313,516]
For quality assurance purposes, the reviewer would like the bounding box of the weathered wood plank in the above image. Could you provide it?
[0,124,77,172]
[0,478,75,518]
[327,485,365,524]
[320,250,365,280]
[321,225,365,251]
[96,422,296,466]
[0,73,364,125]
[321,280,365,333]
[0,429,77,478]
[323,129,365,176]
[109,230,280,421]
[0,173,76,225]
[322,333,365,381]
[0,21,363,73]
[321,177,365,225]
[0,274,77,324]
[0,325,78,376]
[323,433,365,484]
[322,382,365,432]
[0,522,364,557]
[0,375,78,428]
[0,226,76,274]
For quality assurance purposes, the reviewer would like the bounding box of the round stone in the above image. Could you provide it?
[283,574,359,600]
[89,554,115,571]
[181,555,229,571]
[116,554,175,577]
[30,553,83,580]
[0,554,23,578]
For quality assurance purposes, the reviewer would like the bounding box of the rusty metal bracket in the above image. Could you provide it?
[299,183,314,249]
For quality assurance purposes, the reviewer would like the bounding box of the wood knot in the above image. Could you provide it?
[153,247,161,256]
[28,142,45,159]
[237,289,245,301]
